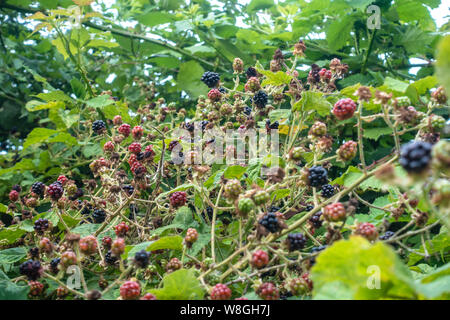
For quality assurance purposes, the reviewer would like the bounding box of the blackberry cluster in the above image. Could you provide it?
[31,182,46,197]
[253,90,268,108]
[309,211,323,228]
[246,67,257,79]
[134,250,150,268]
[92,209,106,223]
[201,71,220,88]
[34,218,49,234]
[47,182,63,201]
[308,166,328,187]
[379,231,395,240]
[19,260,42,280]
[105,251,118,265]
[287,233,307,251]
[92,120,106,133]
[259,212,280,233]
[321,184,335,198]
[399,141,432,173]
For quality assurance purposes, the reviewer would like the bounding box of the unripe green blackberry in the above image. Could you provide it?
[253,190,270,205]
[422,114,445,132]
[432,140,450,175]
[394,96,411,108]
[244,77,261,92]
[337,141,357,162]
[185,228,199,245]
[289,147,303,161]
[309,121,327,137]
[237,197,255,215]
[224,179,242,199]
[289,277,311,296]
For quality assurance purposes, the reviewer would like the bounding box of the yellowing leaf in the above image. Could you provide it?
[73,0,94,6]
[25,12,49,20]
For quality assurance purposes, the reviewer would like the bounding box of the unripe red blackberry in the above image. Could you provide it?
[337,141,357,162]
[323,202,346,222]
[354,222,378,241]
[56,286,69,298]
[113,115,122,125]
[47,182,63,201]
[210,283,232,300]
[61,251,77,267]
[253,190,270,205]
[103,141,115,152]
[166,257,182,272]
[208,88,222,102]
[332,98,357,120]
[257,282,279,300]
[9,190,19,202]
[28,280,44,297]
[38,237,53,254]
[132,125,144,140]
[131,161,146,176]
[140,293,157,300]
[111,238,125,256]
[309,121,327,137]
[118,123,131,137]
[233,58,244,73]
[128,142,142,154]
[114,222,130,237]
[79,235,98,255]
[224,179,242,199]
[318,68,332,80]
[185,228,198,244]
[251,250,269,269]
[244,77,261,92]
[57,175,68,186]
[120,281,141,300]
[169,191,187,208]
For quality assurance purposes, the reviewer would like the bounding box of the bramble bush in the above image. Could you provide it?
[0,0,449,300]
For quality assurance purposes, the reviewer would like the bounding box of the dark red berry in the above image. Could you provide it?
[210,283,232,300]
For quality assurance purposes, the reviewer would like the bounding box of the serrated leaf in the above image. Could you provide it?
[223,165,247,179]
[363,127,393,140]
[85,95,115,108]
[36,90,72,102]
[436,35,450,95]
[293,91,332,116]
[0,280,29,300]
[149,269,204,300]
[0,247,27,264]
[146,235,183,251]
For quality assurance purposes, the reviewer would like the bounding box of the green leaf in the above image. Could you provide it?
[177,61,207,99]
[326,15,355,51]
[436,35,450,95]
[23,128,57,149]
[247,0,274,12]
[415,263,450,299]
[0,280,29,300]
[0,226,26,245]
[363,127,393,141]
[85,95,115,108]
[146,235,183,251]
[149,269,204,300]
[271,188,290,201]
[258,70,292,87]
[0,247,27,264]
[384,77,409,93]
[293,91,332,116]
[87,39,119,48]
[311,236,417,299]
[223,165,247,179]
[36,90,72,102]
[26,100,64,112]
[137,12,175,27]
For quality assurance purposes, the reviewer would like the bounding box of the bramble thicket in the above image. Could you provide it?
[0,0,449,300]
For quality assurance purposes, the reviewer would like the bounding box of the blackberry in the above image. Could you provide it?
[379,231,395,241]
[253,90,268,108]
[105,250,118,265]
[34,218,49,234]
[219,87,226,94]
[243,106,252,116]
[266,119,279,130]
[309,211,323,228]
[306,205,314,211]
[19,260,42,280]
[134,249,150,268]
[12,184,21,192]
[81,204,92,216]
[246,67,258,79]
[307,166,328,187]
[92,120,106,134]
[269,206,280,213]
[47,182,63,201]
[29,247,39,259]
[286,233,307,251]
[310,245,327,265]
[136,152,145,161]
[122,185,134,196]
[201,71,220,88]
[68,188,84,201]
[399,141,432,173]
[31,182,46,197]
[50,258,60,274]
[92,209,106,223]
[259,212,280,233]
[321,184,335,198]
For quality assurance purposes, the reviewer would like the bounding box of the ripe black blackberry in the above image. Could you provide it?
[123,185,134,196]
[269,206,280,213]
[92,120,106,134]
[134,250,150,268]
[321,184,335,198]
[219,87,226,94]
[244,106,252,116]
[105,250,118,265]
[253,90,268,108]
[308,166,328,187]
[12,184,21,192]
[259,212,280,233]
[379,231,395,240]
[399,141,432,173]
[200,71,220,88]
[92,209,106,223]
[29,247,40,259]
[34,218,49,234]
[31,182,46,197]
[50,258,60,274]
[246,67,257,79]
[310,245,327,265]
[136,152,145,161]
[19,259,42,280]
[309,211,323,228]
[286,233,307,251]
[266,119,279,130]
[305,205,314,211]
